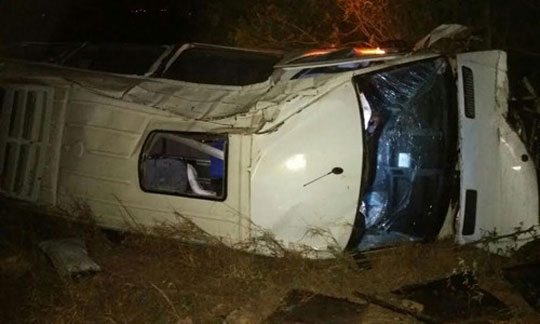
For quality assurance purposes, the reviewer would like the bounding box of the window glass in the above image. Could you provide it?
[63,44,166,75]
[355,58,457,248]
[163,47,282,85]
[139,132,227,200]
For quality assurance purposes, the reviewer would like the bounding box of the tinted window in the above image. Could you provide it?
[63,44,166,75]
[139,132,227,200]
[163,47,281,85]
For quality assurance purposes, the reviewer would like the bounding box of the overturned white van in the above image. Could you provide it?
[0,42,538,256]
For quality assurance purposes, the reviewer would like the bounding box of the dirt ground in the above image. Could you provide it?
[1,201,539,324]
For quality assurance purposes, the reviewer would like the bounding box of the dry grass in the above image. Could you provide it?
[0,200,539,323]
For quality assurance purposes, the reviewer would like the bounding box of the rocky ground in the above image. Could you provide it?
[1,201,539,324]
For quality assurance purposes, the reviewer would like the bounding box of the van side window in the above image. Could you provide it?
[163,47,282,86]
[139,132,227,200]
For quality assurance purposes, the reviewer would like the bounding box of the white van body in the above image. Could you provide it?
[455,51,538,251]
[0,45,537,256]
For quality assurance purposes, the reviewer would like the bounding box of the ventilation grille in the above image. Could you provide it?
[0,86,53,201]
[462,66,475,119]
[462,189,477,236]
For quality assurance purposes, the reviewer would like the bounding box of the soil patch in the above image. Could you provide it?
[394,272,510,322]
[1,201,540,323]
[265,290,368,324]
[503,263,540,312]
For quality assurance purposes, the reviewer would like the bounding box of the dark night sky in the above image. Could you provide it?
[1,0,540,53]
[0,0,244,45]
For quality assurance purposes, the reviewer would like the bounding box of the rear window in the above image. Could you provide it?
[163,47,281,86]
[63,44,166,75]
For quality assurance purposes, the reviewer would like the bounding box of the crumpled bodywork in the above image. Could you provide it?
[0,56,361,256]
[0,49,537,257]
[0,59,352,134]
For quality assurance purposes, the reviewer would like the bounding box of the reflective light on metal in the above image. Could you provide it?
[286,154,307,171]
[354,47,386,55]
[304,49,334,57]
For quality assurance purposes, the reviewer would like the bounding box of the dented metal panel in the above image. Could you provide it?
[251,81,363,252]
[0,59,355,132]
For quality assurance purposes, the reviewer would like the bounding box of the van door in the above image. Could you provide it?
[455,51,539,251]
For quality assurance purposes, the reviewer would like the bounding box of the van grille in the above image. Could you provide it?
[0,86,53,201]
[462,66,475,119]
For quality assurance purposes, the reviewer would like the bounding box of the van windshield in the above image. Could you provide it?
[354,57,457,250]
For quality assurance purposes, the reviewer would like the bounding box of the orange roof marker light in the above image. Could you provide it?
[354,47,386,55]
